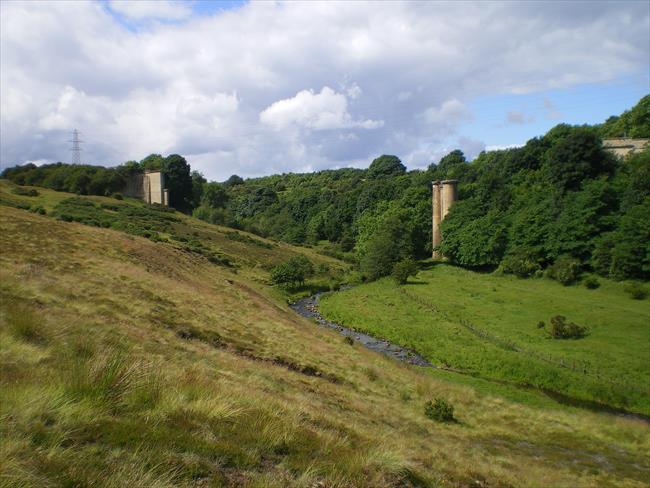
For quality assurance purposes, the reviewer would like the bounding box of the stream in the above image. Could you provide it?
[290,293,432,367]
[289,292,650,423]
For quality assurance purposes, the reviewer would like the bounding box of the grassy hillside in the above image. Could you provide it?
[320,264,650,415]
[1,181,650,487]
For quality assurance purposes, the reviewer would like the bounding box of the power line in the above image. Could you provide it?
[69,129,83,165]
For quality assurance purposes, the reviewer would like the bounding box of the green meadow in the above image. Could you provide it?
[320,263,650,415]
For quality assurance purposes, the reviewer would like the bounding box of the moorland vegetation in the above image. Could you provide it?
[1,183,649,487]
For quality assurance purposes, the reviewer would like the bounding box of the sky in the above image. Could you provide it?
[1,0,648,181]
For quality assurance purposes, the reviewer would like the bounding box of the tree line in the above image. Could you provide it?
[2,96,648,282]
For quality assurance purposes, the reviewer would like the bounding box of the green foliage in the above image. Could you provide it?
[367,155,406,178]
[429,149,467,180]
[44,196,230,267]
[424,398,455,422]
[391,257,418,284]
[546,255,581,286]
[624,283,648,300]
[201,181,228,208]
[162,154,193,211]
[439,204,506,268]
[600,95,650,138]
[190,170,206,208]
[11,186,39,197]
[548,315,587,339]
[2,162,126,197]
[224,174,244,187]
[543,127,613,190]
[499,248,541,277]
[270,255,314,287]
[583,277,600,289]
[359,207,415,280]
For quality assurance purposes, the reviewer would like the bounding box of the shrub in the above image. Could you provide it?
[344,336,354,346]
[11,186,39,197]
[424,398,455,422]
[112,192,123,200]
[548,315,587,339]
[391,257,418,285]
[29,205,46,215]
[500,249,541,278]
[547,255,581,285]
[583,277,600,289]
[270,255,314,287]
[536,321,545,329]
[624,283,648,300]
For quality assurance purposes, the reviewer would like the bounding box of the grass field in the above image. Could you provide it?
[1,181,650,487]
[319,263,650,415]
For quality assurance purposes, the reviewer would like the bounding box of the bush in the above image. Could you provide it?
[624,283,648,300]
[536,321,545,329]
[548,315,587,339]
[391,257,418,285]
[29,205,46,215]
[12,187,39,197]
[547,255,581,285]
[270,255,314,287]
[500,249,541,278]
[344,336,354,346]
[424,398,455,422]
[112,192,123,200]
[583,276,600,289]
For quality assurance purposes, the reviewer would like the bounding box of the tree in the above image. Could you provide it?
[140,154,165,170]
[201,182,228,208]
[359,210,414,280]
[391,257,418,284]
[162,154,193,211]
[544,128,613,190]
[430,150,466,180]
[224,174,244,187]
[191,171,206,208]
[367,155,406,179]
[270,255,313,287]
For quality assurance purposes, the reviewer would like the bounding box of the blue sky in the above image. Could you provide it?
[1,0,648,180]
[466,73,649,150]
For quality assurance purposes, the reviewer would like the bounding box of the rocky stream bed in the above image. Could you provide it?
[290,293,432,367]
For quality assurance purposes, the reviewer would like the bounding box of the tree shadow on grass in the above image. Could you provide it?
[405,281,429,285]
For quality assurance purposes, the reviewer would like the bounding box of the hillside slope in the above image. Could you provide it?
[1,184,649,487]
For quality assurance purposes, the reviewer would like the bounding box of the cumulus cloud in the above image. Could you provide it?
[260,87,382,130]
[1,0,648,179]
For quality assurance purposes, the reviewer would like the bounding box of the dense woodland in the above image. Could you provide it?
[3,96,649,282]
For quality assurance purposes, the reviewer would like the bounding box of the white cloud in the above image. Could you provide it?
[486,143,524,151]
[424,99,473,126]
[0,1,648,179]
[108,0,192,21]
[260,87,383,130]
